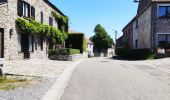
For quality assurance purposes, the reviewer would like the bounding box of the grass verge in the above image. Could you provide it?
[0,76,28,91]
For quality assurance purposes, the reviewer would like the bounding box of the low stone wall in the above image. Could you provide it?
[50,54,85,61]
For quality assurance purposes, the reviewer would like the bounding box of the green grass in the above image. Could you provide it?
[145,54,157,60]
[0,76,28,91]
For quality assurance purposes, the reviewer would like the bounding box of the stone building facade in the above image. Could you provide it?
[0,0,65,61]
[121,0,170,52]
[122,19,133,49]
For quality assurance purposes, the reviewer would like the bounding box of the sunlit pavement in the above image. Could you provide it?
[61,57,170,100]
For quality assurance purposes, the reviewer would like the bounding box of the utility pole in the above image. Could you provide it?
[115,30,117,45]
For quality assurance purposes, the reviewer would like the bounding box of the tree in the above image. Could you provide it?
[91,24,114,52]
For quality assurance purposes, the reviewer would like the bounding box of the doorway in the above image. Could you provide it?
[21,33,30,59]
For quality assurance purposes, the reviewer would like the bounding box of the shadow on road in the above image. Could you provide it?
[106,56,130,61]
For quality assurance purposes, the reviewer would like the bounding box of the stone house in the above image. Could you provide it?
[116,36,124,49]
[122,0,170,52]
[0,0,67,61]
[122,19,134,49]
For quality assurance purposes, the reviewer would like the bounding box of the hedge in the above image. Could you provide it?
[65,34,86,53]
[48,48,80,56]
[16,17,68,44]
[115,48,152,60]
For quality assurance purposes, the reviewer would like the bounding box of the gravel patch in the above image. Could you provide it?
[1,59,75,100]
[3,59,73,78]
[0,77,56,100]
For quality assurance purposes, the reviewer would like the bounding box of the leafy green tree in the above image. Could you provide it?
[91,24,114,52]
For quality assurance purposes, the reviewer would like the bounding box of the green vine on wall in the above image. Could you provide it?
[16,17,68,44]
[51,11,69,32]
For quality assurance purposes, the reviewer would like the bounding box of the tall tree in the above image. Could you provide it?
[92,24,113,52]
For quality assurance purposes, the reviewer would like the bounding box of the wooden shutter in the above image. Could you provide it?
[17,0,23,16]
[49,17,53,26]
[28,4,30,17]
[31,6,35,19]
[41,12,43,23]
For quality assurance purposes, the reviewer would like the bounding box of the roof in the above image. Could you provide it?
[152,0,170,2]
[123,0,170,32]
[122,16,137,31]
[68,30,84,34]
[43,0,65,16]
[86,38,93,44]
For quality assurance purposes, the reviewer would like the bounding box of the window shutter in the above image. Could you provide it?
[41,12,43,23]
[31,6,35,19]
[28,4,30,17]
[17,0,23,16]
[49,17,53,26]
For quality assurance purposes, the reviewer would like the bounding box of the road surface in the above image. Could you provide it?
[61,57,170,100]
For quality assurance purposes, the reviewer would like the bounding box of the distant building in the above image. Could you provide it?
[121,0,170,53]
[86,38,94,57]
[116,36,124,49]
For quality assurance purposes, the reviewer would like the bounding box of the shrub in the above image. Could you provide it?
[48,48,80,57]
[115,48,152,60]
[69,49,80,55]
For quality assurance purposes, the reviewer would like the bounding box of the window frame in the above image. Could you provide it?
[158,5,170,18]
[22,1,30,18]
[31,6,35,20]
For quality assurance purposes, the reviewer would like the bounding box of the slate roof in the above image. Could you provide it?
[86,38,93,44]
[152,0,170,2]
[43,0,65,16]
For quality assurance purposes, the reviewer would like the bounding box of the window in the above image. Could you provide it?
[135,19,138,28]
[23,2,30,17]
[159,6,170,18]
[21,34,29,52]
[18,0,23,16]
[31,6,35,19]
[135,39,138,48]
[40,11,44,23]
[49,17,53,26]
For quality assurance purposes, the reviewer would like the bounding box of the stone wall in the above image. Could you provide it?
[0,0,62,61]
[133,19,139,49]
[122,22,133,49]
[152,3,170,49]
[138,6,152,49]
[50,54,85,61]
[153,4,170,33]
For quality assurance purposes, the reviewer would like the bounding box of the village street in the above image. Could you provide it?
[61,57,170,100]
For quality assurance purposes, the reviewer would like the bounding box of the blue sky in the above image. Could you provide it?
[50,0,138,40]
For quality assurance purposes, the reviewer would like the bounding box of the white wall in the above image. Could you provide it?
[87,43,94,56]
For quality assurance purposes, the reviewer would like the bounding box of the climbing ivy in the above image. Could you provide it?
[51,11,69,32]
[16,17,68,44]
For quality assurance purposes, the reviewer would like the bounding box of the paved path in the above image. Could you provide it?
[61,58,170,100]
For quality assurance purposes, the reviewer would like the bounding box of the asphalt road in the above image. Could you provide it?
[61,57,170,100]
